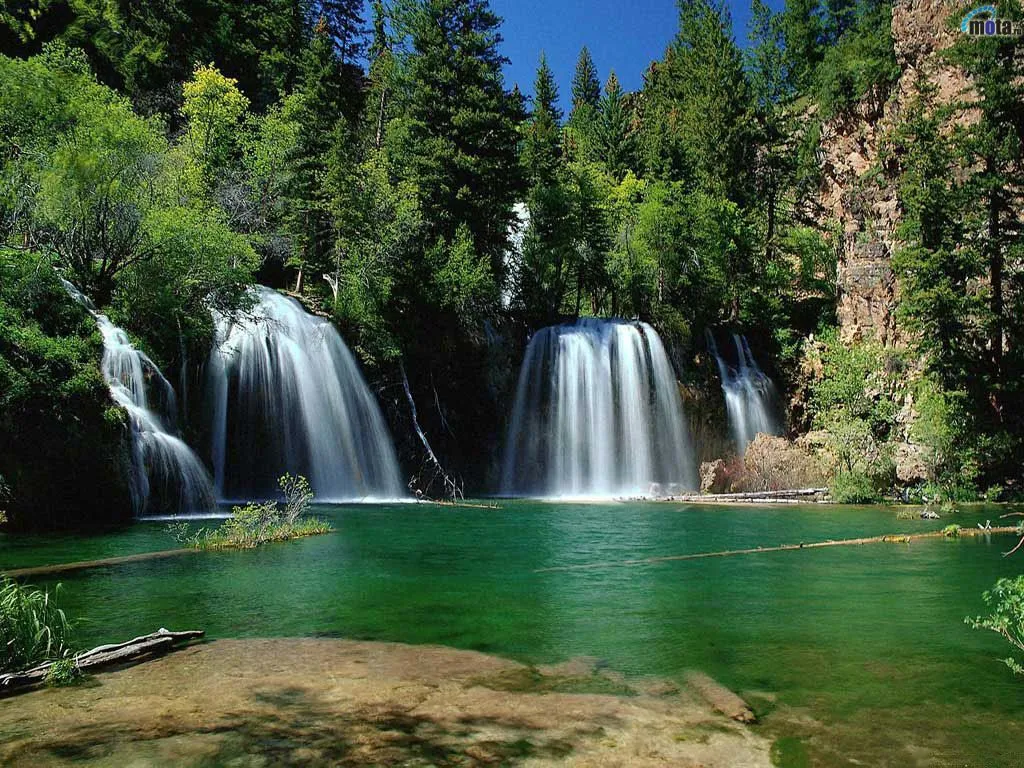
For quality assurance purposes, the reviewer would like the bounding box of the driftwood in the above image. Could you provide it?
[684,670,756,723]
[4,548,199,579]
[0,628,204,695]
[671,488,829,503]
[399,361,464,501]
[536,526,1020,573]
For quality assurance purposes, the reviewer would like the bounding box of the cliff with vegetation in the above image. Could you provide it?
[819,0,971,345]
[1,0,1022,525]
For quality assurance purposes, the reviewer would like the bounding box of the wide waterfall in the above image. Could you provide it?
[61,279,215,516]
[501,318,696,497]
[206,287,404,502]
[708,332,781,455]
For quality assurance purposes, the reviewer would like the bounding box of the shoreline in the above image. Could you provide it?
[0,637,772,767]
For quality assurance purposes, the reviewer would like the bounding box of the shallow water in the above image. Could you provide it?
[3,500,1023,766]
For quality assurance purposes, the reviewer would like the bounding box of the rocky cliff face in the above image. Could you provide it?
[818,0,972,345]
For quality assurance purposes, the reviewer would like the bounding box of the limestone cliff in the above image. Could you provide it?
[817,0,972,344]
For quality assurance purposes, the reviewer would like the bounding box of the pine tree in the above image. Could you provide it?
[570,46,601,115]
[519,54,576,323]
[595,71,635,179]
[891,80,985,394]
[399,0,523,283]
[780,0,824,92]
[945,3,1024,394]
[285,17,351,292]
[309,0,365,64]
[641,0,753,202]
[566,46,601,163]
[522,53,562,186]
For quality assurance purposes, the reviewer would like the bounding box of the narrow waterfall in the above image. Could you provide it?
[207,287,404,502]
[500,318,696,497]
[61,279,216,515]
[708,332,781,455]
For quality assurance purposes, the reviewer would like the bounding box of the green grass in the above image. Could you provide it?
[167,474,331,551]
[0,577,73,673]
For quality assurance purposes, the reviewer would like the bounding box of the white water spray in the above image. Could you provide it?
[500,318,696,497]
[61,279,215,515]
[708,332,781,455]
[206,287,404,502]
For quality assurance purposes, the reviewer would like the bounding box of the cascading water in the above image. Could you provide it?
[500,318,696,498]
[61,279,216,515]
[206,287,404,502]
[708,332,781,455]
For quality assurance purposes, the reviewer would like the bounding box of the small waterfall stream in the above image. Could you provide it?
[61,279,216,516]
[206,287,404,502]
[500,318,696,497]
[708,332,781,455]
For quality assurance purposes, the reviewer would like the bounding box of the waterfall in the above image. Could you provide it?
[60,279,216,516]
[500,318,696,498]
[708,332,781,455]
[207,287,404,502]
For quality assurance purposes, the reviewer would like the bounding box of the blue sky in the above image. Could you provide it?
[489,0,784,111]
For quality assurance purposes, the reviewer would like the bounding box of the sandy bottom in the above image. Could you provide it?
[0,638,771,767]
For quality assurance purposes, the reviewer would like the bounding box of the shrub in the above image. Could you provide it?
[942,524,962,538]
[0,577,73,673]
[279,472,313,525]
[44,656,83,687]
[966,576,1024,675]
[176,474,330,550]
[829,471,881,504]
[741,434,825,492]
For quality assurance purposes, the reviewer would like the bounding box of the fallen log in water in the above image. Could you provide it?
[535,526,1019,572]
[0,628,204,695]
[3,548,199,579]
[684,671,756,723]
[671,488,829,503]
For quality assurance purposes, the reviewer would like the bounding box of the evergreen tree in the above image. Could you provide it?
[398,0,523,284]
[285,17,353,292]
[570,46,601,115]
[945,3,1024,396]
[309,0,365,63]
[640,0,752,202]
[566,46,601,163]
[519,54,575,323]
[780,0,824,92]
[891,81,985,394]
[521,53,562,186]
[595,71,635,179]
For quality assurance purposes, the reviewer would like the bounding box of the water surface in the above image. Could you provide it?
[3,500,1022,766]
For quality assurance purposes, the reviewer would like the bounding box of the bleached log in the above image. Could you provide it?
[0,628,203,695]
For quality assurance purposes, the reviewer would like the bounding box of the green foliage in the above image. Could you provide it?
[44,656,84,687]
[807,329,902,489]
[181,474,329,550]
[941,524,961,538]
[967,576,1024,676]
[0,577,73,673]
[812,2,898,118]
[829,471,881,504]
[0,249,132,528]
[396,0,523,281]
[279,472,313,525]
[181,64,251,186]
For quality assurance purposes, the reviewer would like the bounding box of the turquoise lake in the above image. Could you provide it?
[3,500,1023,766]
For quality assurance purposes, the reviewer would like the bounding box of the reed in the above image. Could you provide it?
[0,577,73,673]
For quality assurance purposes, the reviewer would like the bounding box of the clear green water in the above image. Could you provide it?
[3,500,1024,766]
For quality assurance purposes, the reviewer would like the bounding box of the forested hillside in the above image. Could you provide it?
[1,0,1022,527]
